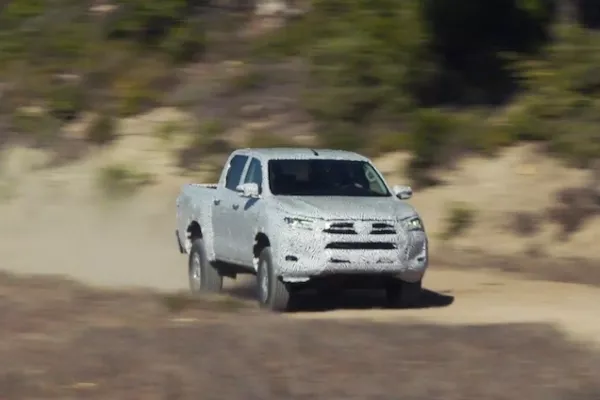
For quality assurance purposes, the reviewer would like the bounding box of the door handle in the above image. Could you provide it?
[232,204,239,210]
[214,199,221,206]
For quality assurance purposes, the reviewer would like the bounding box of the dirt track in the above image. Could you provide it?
[289,269,600,346]
[1,180,599,349]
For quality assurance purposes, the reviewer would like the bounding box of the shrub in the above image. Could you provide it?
[104,0,188,48]
[156,120,186,142]
[176,119,229,171]
[86,113,117,145]
[246,130,296,148]
[197,118,226,139]
[10,107,62,144]
[512,211,541,237]
[441,202,476,240]
[110,56,171,117]
[406,108,461,187]
[230,66,267,92]
[547,186,599,238]
[368,131,412,156]
[96,164,154,199]
[160,17,207,64]
[314,122,367,152]
[46,82,86,122]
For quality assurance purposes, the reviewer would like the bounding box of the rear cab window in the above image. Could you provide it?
[224,154,249,191]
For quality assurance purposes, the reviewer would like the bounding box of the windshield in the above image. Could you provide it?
[268,159,391,197]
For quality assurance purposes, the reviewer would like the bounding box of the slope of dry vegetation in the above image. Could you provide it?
[0,270,598,399]
[2,0,600,183]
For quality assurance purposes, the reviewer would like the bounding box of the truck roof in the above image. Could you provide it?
[236,147,369,162]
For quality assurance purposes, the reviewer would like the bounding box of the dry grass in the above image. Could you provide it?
[511,211,542,237]
[547,186,600,239]
[0,270,599,399]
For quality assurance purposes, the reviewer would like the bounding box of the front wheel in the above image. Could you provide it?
[188,238,223,294]
[256,247,291,312]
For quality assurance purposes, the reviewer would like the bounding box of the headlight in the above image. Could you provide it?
[283,216,315,230]
[401,216,424,231]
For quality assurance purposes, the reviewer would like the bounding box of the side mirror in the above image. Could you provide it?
[236,182,260,198]
[392,185,412,200]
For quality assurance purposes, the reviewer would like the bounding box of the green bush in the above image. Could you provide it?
[405,108,465,186]
[104,0,188,47]
[369,131,413,156]
[226,65,267,93]
[46,82,87,122]
[96,163,154,199]
[441,202,476,240]
[160,17,207,64]
[312,120,366,152]
[198,119,225,139]
[110,56,170,116]
[11,107,62,143]
[86,113,117,145]
[156,120,186,142]
[247,130,296,148]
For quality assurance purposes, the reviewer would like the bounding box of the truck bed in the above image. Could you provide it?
[188,183,217,189]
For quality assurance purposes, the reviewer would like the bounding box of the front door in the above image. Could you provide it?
[212,154,249,262]
[230,157,265,267]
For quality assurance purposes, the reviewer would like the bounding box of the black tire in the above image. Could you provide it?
[188,238,223,294]
[256,247,291,312]
[385,279,422,308]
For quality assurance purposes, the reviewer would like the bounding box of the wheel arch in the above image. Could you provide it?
[252,232,271,270]
[183,220,203,253]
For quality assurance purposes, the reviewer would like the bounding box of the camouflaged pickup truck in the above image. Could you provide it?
[176,148,428,312]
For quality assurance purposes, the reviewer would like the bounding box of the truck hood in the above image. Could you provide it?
[274,196,417,221]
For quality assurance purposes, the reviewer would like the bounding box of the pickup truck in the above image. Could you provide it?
[175,148,428,312]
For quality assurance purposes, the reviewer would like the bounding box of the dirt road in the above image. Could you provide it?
[289,269,600,346]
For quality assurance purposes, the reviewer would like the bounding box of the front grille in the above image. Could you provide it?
[370,222,396,235]
[323,221,397,235]
[325,242,397,250]
[323,222,356,234]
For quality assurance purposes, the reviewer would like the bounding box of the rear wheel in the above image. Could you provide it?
[188,238,223,294]
[385,279,422,308]
[256,247,291,312]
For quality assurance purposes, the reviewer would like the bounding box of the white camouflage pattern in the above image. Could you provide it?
[176,148,428,283]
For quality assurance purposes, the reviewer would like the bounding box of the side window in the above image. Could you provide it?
[225,155,249,191]
[363,163,388,195]
[244,157,263,193]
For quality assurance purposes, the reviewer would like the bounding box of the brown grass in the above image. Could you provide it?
[511,211,542,237]
[547,186,600,238]
[0,270,599,399]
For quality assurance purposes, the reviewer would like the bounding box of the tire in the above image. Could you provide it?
[385,279,422,308]
[256,247,291,312]
[188,238,223,294]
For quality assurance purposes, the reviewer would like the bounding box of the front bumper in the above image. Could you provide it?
[274,225,428,283]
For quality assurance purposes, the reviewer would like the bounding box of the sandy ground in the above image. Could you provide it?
[1,140,599,352]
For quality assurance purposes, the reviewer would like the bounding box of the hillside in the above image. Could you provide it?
[1,0,599,267]
[2,0,600,169]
